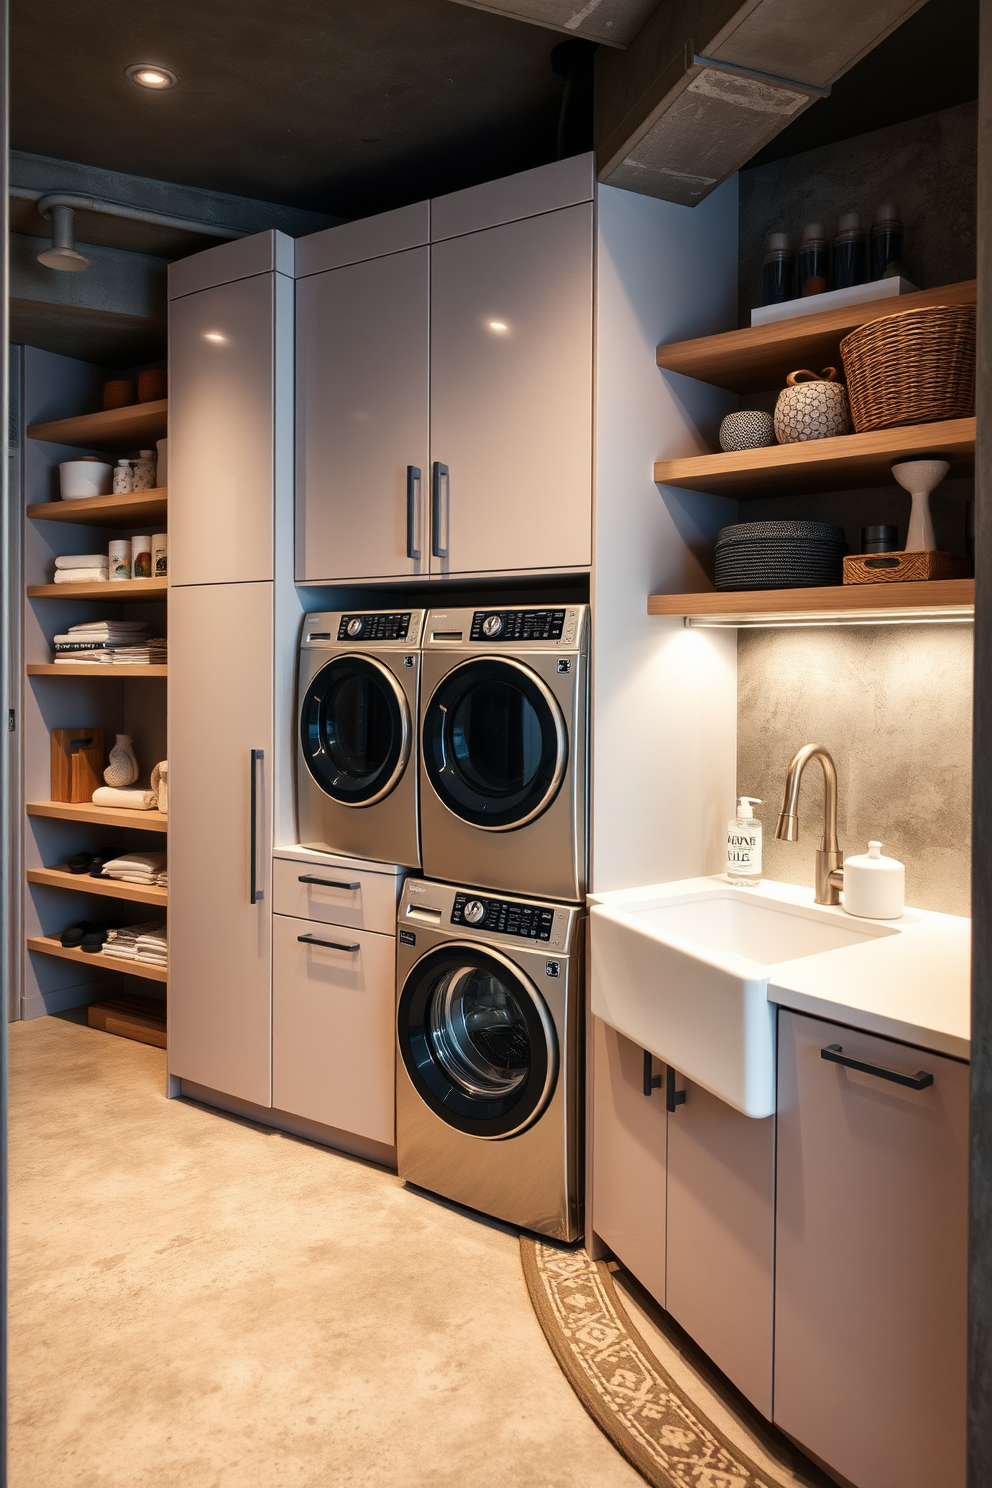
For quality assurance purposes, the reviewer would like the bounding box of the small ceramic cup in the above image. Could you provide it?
[131,536,152,579]
[108,540,132,580]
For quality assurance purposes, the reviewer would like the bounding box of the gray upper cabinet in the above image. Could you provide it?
[775,1009,968,1488]
[429,202,593,576]
[296,246,430,583]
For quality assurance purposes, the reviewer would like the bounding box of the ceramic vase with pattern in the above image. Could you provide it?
[774,368,851,444]
[104,734,139,787]
[719,410,775,452]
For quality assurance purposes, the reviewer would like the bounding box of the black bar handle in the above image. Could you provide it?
[406,465,422,560]
[643,1050,662,1097]
[821,1043,934,1090]
[666,1065,687,1112]
[298,875,360,890]
[432,462,449,558]
[298,934,360,953]
[249,748,264,904]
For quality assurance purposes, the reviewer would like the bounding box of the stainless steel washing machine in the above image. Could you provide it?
[297,609,425,868]
[419,604,588,902]
[395,877,583,1241]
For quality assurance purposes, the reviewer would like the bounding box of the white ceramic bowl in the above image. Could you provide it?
[59,460,113,499]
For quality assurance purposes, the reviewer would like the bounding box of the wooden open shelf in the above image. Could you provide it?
[27,936,167,983]
[656,281,977,393]
[27,577,167,601]
[648,578,975,623]
[27,488,167,528]
[27,399,168,451]
[653,418,975,498]
[27,664,167,677]
[27,865,167,908]
[27,800,168,832]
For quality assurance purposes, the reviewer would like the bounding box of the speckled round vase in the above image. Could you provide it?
[774,368,851,444]
[104,734,139,787]
[719,410,775,452]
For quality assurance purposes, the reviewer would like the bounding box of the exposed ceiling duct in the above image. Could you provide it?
[594,0,930,205]
[25,189,251,272]
[446,0,658,48]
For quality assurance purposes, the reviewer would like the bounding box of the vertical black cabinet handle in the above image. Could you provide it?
[666,1066,686,1112]
[820,1043,933,1089]
[406,465,422,560]
[432,462,449,558]
[643,1050,662,1097]
[249,748,264,904]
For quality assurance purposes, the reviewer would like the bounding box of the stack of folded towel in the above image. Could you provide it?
[53,553,109,584]
[99,851,167,886]
[104,921,167,965]
[53,620,166,665]
[91,786,158,811]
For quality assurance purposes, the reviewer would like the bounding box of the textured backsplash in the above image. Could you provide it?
[737,625,972,916]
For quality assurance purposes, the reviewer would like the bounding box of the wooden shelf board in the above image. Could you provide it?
[27,866,167,907]
[27,800,168,832]
[27,578,167,601]
[27,664,167,677]
[27,936,167,983]
[26,488,167,528]
[656,281,977,393]
[648,578,975,620]
[88,995,167,1049]
[653,418,975,497]
[27,400,168,450]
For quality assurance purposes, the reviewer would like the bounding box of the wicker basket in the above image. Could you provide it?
[839,304,976,433]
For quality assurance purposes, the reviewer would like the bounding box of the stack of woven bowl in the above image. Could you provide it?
[714,520,847,591]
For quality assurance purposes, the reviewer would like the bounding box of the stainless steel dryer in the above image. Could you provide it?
[297,609,425,868]
[395,877,583,1241]
[419,604,588,902]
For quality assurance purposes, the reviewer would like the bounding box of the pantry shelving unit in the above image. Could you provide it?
[20,362,168,1028]
[651,281,977,626]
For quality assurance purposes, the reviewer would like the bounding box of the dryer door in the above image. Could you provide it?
[422,657,567,830]
[398,943,558,1139]
[301,654,411,806]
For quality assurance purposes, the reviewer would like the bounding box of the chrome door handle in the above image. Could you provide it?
[432,462,449,558]
[821,1043,933,1090]
[298,934,360,953]
[406,465,422,560]
[298,875,360,890]
[249,748,264,904]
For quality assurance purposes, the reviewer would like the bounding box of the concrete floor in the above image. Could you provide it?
[9,1015,643,1488]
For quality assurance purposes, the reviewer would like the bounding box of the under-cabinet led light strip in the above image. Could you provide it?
[685,608,975,629]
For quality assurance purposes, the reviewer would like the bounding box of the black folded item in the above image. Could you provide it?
[88,848,116,878]
[60,921,92,948]
[67,852,93,874]
[80,928,110,953]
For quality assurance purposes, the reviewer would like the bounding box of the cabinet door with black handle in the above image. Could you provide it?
[774,1009,967,1488]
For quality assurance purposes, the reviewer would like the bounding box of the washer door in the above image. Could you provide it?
[398,943,559,1139]
[301,654,411,807]
[422,657,567,831]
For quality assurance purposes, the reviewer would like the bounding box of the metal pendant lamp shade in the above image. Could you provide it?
[36,204,89,272]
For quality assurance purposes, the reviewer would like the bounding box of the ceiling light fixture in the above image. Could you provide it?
[125,63,178,90]
[204,332,227,343]
[36,205,88,272]
[488,320,508,332]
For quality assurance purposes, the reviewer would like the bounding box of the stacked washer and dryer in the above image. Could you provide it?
[297,603,588,1241]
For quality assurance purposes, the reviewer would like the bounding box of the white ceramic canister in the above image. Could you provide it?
[108,539,132,580]
[156,437,168,488]
[59,459,114,499]
[112,460,133,495]
[152,533,168,578]
[131,536,153,579]
[774,368,851,444]
[131,450,157,491]
[842,840,905,919]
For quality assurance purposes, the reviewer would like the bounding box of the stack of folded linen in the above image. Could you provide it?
[53,620,152,664]
[136,927,167,968]
[103,638,167,665]
[53,553,109,584]
[99,851,166,885]
[104,920,167,962]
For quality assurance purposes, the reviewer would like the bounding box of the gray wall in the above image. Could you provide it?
[737,625,973,916]
[739,101,978,325]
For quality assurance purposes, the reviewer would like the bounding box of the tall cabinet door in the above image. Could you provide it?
[430,203,593,576]
[169,581,274,1106]
[169,274,279,584]
[775,1010,968,1488]
[296,248,430,582]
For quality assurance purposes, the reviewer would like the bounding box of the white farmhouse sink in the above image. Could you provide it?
[589,879,899,1118]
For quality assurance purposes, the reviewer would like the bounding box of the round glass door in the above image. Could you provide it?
[422,658,567,831]
[301,655,410,807]
[398,945,558,1138]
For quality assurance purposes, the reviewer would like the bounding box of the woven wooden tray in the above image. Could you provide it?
[843,550,971,584]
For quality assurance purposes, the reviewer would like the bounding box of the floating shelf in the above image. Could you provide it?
[647,578,975,626]
[27,399,168,451]
[27,936,167,983]
[26,488,168,528]
[656,281,977,393]
[27,578,168,601]
[27,866,167,908]
[27,800,168,832]
[653,418,975,498]
[27,664,168,678]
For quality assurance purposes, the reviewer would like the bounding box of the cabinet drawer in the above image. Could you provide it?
[272,914,396,1145]
[272,856,402,933]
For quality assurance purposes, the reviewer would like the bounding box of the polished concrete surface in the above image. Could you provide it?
[9,1015,642,1488]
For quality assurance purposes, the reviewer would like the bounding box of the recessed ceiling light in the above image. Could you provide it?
[488,320,508,332]
[204,332,227,343]
[125,63,178,90]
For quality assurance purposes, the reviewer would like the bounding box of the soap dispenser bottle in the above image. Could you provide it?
[727,798,762,885]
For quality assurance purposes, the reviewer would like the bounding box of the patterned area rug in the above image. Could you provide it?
[520,1238,795,1488]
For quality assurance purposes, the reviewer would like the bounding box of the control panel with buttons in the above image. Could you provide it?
[451,892,556,942]
[470,609,567,643]
[336,613,414,642]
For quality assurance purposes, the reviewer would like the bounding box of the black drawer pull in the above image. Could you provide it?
[643,1049,662,1097]
[666,1065,686,1112]
[821,1043,933,1090]
[298,875,360,890]
[298,934,360,953]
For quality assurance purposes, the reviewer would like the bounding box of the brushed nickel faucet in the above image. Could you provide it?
[775,744,844,905]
